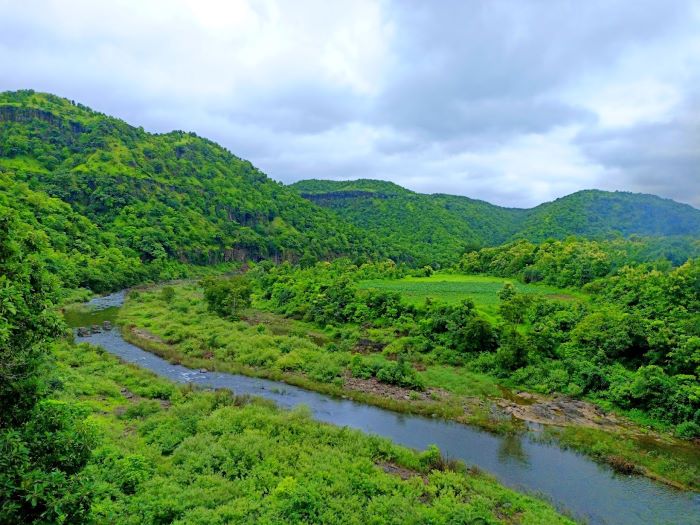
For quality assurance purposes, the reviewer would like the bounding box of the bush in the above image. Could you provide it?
[160,286,175,303]
[202,275,252,319]
[376,357,425,391]
[675,421,700,439]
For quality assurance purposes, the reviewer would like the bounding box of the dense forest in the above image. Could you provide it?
[2,90,700,522]
[0,90,394,293]
[293,179,700,266]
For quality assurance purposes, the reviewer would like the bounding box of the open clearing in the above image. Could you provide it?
[358,273,579,319]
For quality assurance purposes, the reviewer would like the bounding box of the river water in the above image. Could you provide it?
[69,292,700,525]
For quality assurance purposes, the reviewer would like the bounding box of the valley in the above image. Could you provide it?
[2,90,699,524]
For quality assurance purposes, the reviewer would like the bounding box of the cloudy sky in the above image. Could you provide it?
[1,0,698,208]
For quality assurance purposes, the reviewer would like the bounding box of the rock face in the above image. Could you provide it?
[496,394,623,430]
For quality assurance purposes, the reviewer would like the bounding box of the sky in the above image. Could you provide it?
[1,0,699,208]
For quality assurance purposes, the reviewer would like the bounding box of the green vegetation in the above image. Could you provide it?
[293,179,700,266]
[250,258,700,439]
[293,179,493,265]
[1,202,573,523]
[49,341,574,524]
[3,88,700,521]
[0,90,392,295]
[358,274,577,321]
[118,261,699,489]
[0,208,94,523]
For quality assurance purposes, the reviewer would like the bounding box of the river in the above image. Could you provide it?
[67,292,700,525]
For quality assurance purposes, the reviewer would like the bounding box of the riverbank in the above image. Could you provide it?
[64,290,700,524]
[122,322,699,491]
[76,283,700,491]
[52,339,579,524]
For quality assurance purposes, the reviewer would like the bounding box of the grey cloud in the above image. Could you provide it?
[372,0,690,139]
[577,115,700,206]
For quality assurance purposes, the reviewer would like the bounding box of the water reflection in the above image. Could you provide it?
[498,434,530,466]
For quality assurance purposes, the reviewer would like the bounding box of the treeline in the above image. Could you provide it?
[479,259,699,437]
[460,239,700,436]
[458,237,700,288]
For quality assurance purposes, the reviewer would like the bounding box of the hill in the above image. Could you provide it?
[516,189,700,240]
[293,179,520,265]
[0,90,391,292]
[3,89,698,289]
[292,179,700,265]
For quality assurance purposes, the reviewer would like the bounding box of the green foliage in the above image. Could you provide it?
[0,91,393,296]
[202,275,252,319]
[0,207,94,523]
[293,179,700,267]
[52,343,573,525]
[292,179,505,266]
[350,355,425,390]
[357,273,575,321]
[160,286,175,303]
[459,237,699,288]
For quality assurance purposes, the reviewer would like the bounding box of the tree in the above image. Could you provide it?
[202,275,253,319]
[498,282,517,302]
[495,326,530,372]
[0,208,94,523]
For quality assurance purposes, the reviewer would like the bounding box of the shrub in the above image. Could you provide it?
[160,286,175,303]
[675,421,700,439]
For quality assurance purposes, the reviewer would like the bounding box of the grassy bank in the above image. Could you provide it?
[113,283,699,491]
[51,341,575,524]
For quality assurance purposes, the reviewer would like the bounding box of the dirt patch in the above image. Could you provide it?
[607,455,642,475]
[342,373,446,402]
[129,326,167,344]
[496,393,624,430]
[376,461,427,483]
[352,337,386,354]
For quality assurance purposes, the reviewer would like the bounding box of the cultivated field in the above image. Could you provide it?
[358,273,578,319]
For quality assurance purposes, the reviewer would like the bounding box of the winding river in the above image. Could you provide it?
[68,292,700,525]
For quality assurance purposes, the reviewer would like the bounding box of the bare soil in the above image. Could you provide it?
[342,372,447,402]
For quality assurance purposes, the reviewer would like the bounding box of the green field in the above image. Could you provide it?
[358,273,579,319]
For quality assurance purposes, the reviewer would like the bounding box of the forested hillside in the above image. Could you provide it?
[0,90,391,292]
[518,190,700,241]
[293,179,700,265]
[294,179,518,265]
[3,90,697,288]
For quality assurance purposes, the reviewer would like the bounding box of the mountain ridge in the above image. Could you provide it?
[2,89,698,283]
[291,179,700,264]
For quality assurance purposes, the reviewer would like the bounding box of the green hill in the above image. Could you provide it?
[292,179,700,265]
[516,189,700,240]
[293,179,518,265]
[3,89,698,290]
[0,90,391,292]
